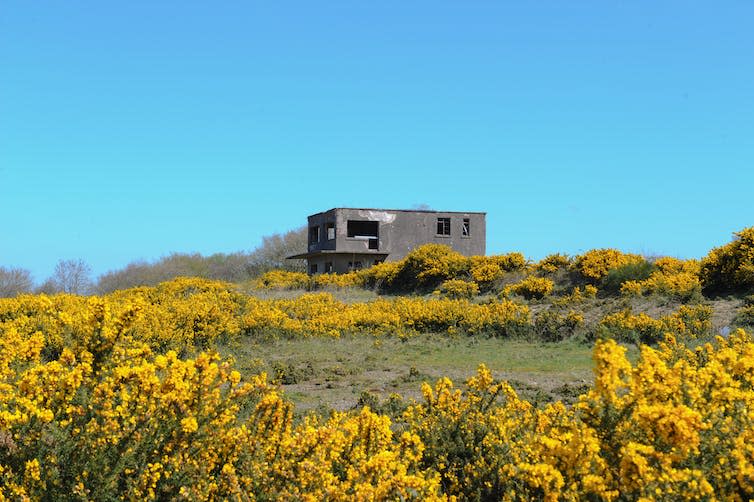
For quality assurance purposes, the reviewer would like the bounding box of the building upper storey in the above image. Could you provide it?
[300,208,486,262]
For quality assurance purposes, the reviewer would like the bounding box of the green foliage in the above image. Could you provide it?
[601,260,656,294]
[532,309,585,342]
[734,304,754,327]
[700,226,754,295]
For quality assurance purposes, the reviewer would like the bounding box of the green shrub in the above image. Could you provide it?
[700,226,754,295]
[734,304,754,327]
[601,260,656,294]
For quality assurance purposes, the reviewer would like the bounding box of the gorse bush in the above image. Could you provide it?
[620,257,702,300]
[251,228,754,302]
[253,245,531,294]
[0,279,535,354]
[1,284,754,499]
[535,253,572,274]
[406,329,754,500]
[601,260,656,294]
[572,249,645,283]
[0,300,443,500]
[503,276,555,300]
[434,279,479,299]
[598,304,713,345]
[700,226,754,295]
[389,244,471,291]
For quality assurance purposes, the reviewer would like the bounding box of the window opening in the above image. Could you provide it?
[309,263,318,274]
[347,220,379,239]
[326,222,336,240]
[462,218,470,237]
[436,217,451,236]
[309,226,320,244]
[325,262,334,273]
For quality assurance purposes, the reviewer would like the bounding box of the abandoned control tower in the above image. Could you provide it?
[288,208,486,274]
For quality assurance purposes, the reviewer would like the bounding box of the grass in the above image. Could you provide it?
[220,285,745,416]
[218,334,632,416]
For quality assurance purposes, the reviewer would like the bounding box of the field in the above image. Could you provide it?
[2,229,754,500]
[223,335,600,415]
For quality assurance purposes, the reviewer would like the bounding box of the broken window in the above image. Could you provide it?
[325,262,334,273]
[326,222,336,240]
[347,220,379,239]
[436,217,451,236]
[309,263,318,274]
[309,226,320,244]
[462,218,470,237]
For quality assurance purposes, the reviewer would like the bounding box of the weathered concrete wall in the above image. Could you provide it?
[304,208,486,273]
[307,253,385,274]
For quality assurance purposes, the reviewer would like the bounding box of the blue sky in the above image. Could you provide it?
[1,1,752,283]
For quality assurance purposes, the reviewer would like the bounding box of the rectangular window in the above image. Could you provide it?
[347,220,379,238]
[326,222,336,240]
[462,218,470,237]
[309,263,318,274]
[436,217,451,236]
[324,262,334,273]
[368,238,379,250]
[309,226,320,244]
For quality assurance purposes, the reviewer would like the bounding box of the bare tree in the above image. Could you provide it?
[93,226,308,293]
[247,226,307,274]
[49,259,93,295]
[0,266,33,297]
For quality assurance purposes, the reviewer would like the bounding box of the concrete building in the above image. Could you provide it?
[288,208,486,274]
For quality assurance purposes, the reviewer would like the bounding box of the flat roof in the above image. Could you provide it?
[287,250,390,260]
[308,207,486,218]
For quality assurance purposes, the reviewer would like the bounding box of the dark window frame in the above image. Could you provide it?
[309,225,320,244]
[347,220,379,239]
[436,217,451,236]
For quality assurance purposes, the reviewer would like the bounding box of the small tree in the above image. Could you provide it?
[0,266,33,297]
[247,226,307,275]
[49,259,93,295]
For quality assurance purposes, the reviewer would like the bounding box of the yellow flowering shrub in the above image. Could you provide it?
[312,271,364,289]
[503,276,554,300]
[599,304,712,344]
[469,261,503,285]
[1,283,754,500]
[255,270,311,289]
[700,226,754,294]
[434,279,479,299]
[394,244,470,289]
[535,253,571,274]
[572,249,645,282]
[359,260,402,289]
[620,257,702,300]
[0,282,535,352]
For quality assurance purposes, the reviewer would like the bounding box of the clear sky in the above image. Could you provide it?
[1,1,752,283]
